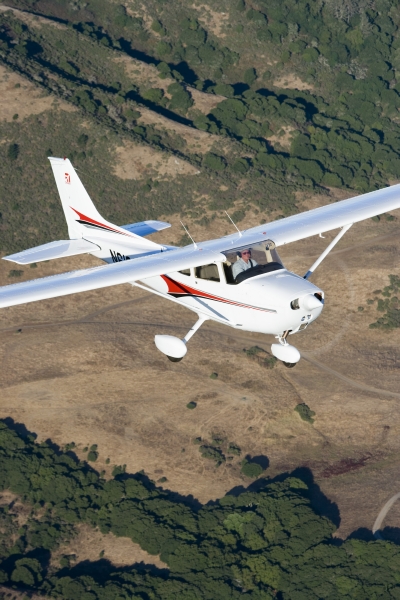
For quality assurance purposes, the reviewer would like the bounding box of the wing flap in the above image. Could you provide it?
[3,239,99,265]
[121,220,171,236]
[0,247,224,308]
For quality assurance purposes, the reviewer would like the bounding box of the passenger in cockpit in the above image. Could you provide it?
[232,249,258,281]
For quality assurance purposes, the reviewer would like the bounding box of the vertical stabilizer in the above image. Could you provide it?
[48,157,103,239]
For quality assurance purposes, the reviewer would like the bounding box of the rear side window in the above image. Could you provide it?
[195,264,220,282]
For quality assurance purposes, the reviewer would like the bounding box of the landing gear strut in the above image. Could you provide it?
[155,315,208,361]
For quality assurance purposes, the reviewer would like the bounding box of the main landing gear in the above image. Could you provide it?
[154,315,208,362]
[271,330,300,368]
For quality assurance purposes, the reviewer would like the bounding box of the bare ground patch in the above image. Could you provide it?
[0,5,65,30]
[190,88,225,113]
[114,141,200,180]
[192,4,230,38]
[0,64,74,122]
[269,125,296,150]
[52,523,166,569]
[274,73,314,91]
[138,106,216,153]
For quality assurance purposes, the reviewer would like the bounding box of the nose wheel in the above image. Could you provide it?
[271,331,301,367]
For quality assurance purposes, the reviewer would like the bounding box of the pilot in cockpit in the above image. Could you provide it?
[232,248,258,280]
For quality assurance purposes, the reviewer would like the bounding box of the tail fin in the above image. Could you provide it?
[49,157,105,240]
[48,157,162,260]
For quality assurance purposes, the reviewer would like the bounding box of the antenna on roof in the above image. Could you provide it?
[180,221,198,249]
[224,211,242,237]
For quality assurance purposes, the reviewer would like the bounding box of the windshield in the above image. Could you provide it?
[222,239,284,284]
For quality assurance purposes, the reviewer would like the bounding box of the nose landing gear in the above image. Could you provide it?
[271,330,300,367]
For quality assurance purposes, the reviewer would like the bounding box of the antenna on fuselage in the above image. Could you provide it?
[224,211,242,237]
[180,221,198,249]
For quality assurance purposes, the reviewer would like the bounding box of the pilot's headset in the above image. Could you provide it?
[236,249,251,260]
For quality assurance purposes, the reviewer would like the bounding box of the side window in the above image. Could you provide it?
[179,268,191,276]
[195,263,220,282]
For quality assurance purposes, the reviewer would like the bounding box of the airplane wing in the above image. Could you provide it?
[0,246,224,308]
[243,182,400,247]
[3,239,99,265]
[1,181,399,310]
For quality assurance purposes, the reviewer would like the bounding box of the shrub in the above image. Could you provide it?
[244,67,257,86]
[241,460,263,478]
[168,84,193,112]
[112,464,126,477]
[302,47,319,62]
[294,403,315,424]
[212,83,234,97]
[156,41,171,56]
[227,443,241,456]
[77,133,89,147]
[7,143,19,161]
[200,445,225,463]
[151,20,164,33]
[231,158,250,173]
[142,88,164,103]
[186,402,196,409]
[203,153,226,171]
[8,269,23,277]
[124,108,141,120]
[322,172,343,187]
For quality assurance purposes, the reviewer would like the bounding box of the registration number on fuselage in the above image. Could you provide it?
[110,250,131,262]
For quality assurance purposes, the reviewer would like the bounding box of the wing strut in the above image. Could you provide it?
[303,223,353,280]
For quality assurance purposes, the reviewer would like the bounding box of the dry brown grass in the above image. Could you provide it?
[0,64,74,123]
[273,73,314,91]
[138,105,216,152]
[0,203,399,542]
[268,124,296,150]
[114,141,200,180]
[191,4,230,38]
[0,5,65,30]
[52,523,166,569]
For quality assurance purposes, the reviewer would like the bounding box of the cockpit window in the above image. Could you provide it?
[222,239,284,284]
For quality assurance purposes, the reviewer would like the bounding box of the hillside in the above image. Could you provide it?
[1,0,400,252]
[0,1,400,598]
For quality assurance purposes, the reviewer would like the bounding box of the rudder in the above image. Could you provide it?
[49,157,104,239]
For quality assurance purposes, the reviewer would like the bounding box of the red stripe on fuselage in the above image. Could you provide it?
[161,275,276,313]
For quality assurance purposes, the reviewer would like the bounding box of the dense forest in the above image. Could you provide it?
[1,420,400,599]
[0,0,400,251]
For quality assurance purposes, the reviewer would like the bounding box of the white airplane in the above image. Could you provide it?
[1,157,399,367]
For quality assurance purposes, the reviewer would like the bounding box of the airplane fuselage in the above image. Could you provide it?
[141,267,324,337]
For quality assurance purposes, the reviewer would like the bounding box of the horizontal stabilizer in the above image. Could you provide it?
[3,239,99,265]
[121,220,171,236]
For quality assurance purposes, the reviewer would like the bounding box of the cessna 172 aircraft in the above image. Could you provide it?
[1,157,399,366]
